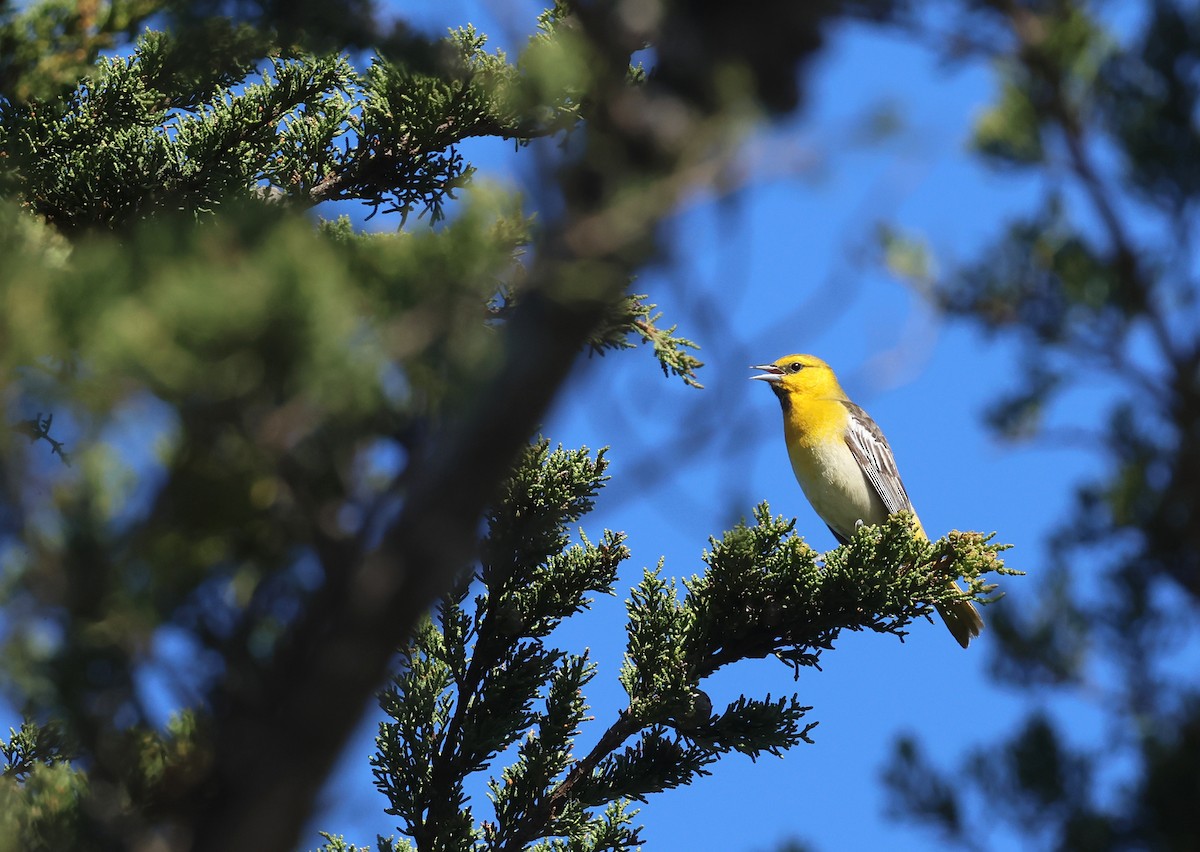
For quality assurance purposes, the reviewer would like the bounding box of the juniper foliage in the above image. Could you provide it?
[359,446,1011,851]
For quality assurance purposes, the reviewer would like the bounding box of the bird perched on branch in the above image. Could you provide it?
[751,353,982,648]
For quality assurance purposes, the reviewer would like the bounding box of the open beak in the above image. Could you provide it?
[749,363,784,385]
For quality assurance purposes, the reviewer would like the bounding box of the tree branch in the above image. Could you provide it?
[994,0,1179,367]
[187,3,843,849]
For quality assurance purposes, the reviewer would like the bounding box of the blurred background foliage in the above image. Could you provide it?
[878,1,1200,850]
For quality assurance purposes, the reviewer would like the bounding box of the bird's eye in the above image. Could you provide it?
[789,362,803,373]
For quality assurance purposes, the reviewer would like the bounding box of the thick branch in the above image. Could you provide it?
[191,13,660,852]
[187,4,841,850]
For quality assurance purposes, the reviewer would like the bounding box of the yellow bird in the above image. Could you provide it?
[751,353,982,648]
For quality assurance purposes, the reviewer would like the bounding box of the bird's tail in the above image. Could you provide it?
[936,580,983,649]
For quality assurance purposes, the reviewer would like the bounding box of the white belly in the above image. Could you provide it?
[787,438,887,541]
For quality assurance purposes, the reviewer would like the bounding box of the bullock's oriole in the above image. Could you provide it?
[751,353,982,648]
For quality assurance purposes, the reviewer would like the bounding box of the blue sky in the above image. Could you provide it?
[305,4,1108,851]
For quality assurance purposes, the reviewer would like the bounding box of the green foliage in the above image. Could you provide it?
[0,713,209,852]
[877,224,935,291]
[134,23,281,110]
[314,833,381,852]
[368,461,1012,849]
[682,509,1008,679]
[0,759,88,852]
[970,6,1111,167]
[0,15,588,231]
[1102,2,1200,209]
[972,76,1044,165]
[1,719,71,781]
[0,197,536,720]
[355,27,511,221]
[0,0,164,103]
[588,294,704,388]
[938,202,1135,346]
[373,443,632,850]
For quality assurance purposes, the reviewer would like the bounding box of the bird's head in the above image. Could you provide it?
[749,354,845,401]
